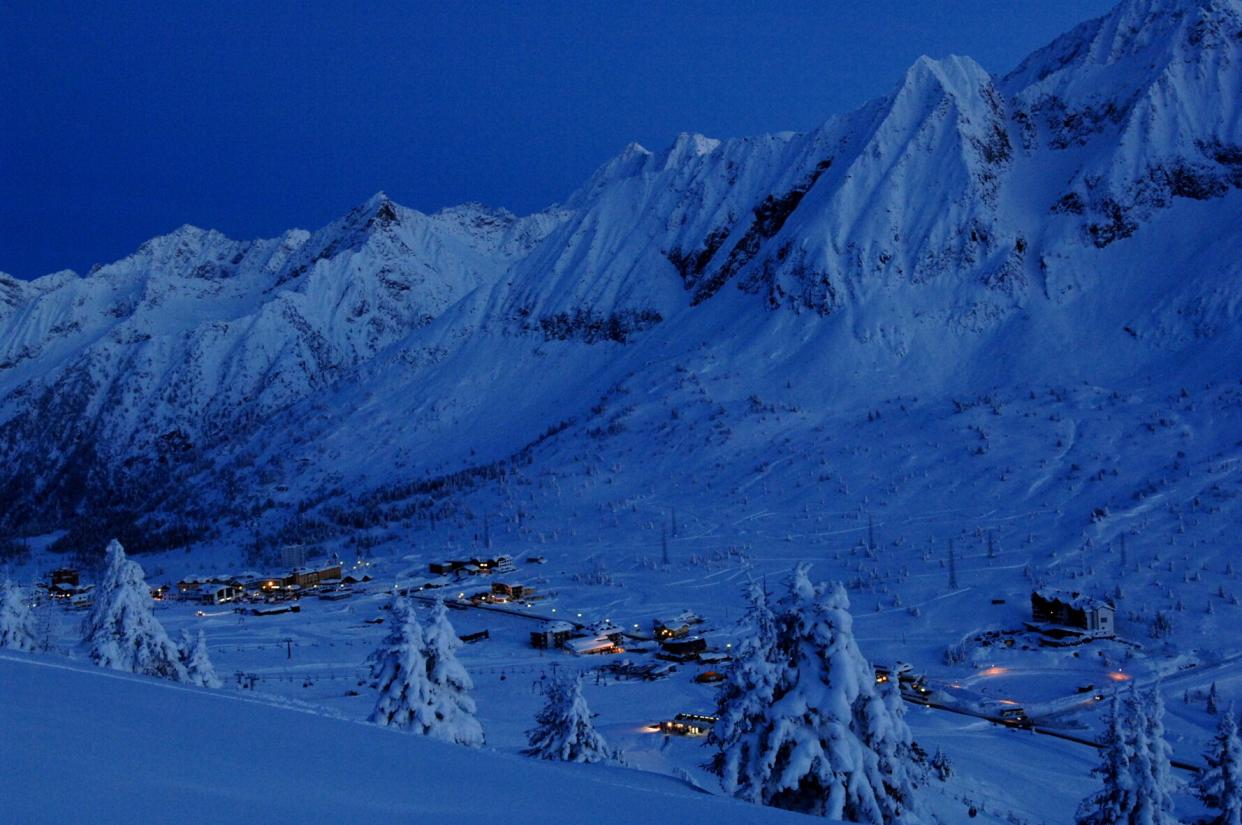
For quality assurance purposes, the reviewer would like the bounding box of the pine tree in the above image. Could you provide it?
[715,564,928,822]
[709,581,783,802]
[1085,686,1183,825]
[179,629,223,688]
[1195,709,1242,825]
[930,749,952,782]
[1078,693,1137,825]
[82,540,188,681]
[1209,683,1220,715]
[1138,687,1181,825]
[525,671,617,763]
[0,579,39,652]
[857,669,930,822]
[369,597,436,731]
[421,598,485,747]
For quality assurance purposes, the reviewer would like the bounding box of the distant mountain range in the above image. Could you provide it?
[2,0,1240,561]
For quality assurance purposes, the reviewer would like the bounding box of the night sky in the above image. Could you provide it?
[0,0,1117,280]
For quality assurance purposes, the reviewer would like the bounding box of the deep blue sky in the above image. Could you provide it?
[1,1,1117,280]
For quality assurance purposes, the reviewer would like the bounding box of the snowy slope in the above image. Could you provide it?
[0,0,1239,564]
[0,651,808,824]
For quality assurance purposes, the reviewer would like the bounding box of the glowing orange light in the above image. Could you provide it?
[1107,671,1130,682]
[982,666,1009,677]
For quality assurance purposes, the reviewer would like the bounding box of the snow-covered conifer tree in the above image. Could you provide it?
[369,597,435,731]
[1137,687,1182,825]
[0,579,39,652]
[82,540,187,681]
[1195,709,1242,825]
[1076,693,1137,825]
[1086,686,1182,825]
[709,580,783,802]
[525,671,617,763]
[421,598,484,747]
[723,564,928,822]
[179,629,223,688]
[857,667,931,823]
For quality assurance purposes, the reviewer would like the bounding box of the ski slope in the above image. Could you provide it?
[0,651,809,824]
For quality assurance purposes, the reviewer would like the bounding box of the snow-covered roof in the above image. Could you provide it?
[539,621,575,634]
[1033,588,1113,611]
[567,636,615,654]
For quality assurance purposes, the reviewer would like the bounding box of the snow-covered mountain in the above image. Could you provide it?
[1,0,1240,562]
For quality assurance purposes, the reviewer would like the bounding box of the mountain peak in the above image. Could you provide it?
[898,54,993,98]
[659,132,722,169]
[1003,0,1241,96]
[363,190,393,210]
[341,191,406,234]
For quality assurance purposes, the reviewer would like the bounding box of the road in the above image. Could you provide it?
[904,694,1202,774]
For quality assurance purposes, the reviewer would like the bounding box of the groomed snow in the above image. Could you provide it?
[0,651,812,824]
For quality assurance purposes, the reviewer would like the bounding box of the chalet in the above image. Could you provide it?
[50,568,79,588]
[658,713,717,737]
[200,584,244,605]
[653,610,704,640]
[428,555,513,577]
[48,581,84,600]
[460,629,490,644]
[586,620,625,643]
[653,618,690,641]
[1030,589,1115,637]
[657,636,708,662]
[288,563,343,589]
[490,582,534,602]
[473,555,513,572]
[530,621,576,650]
[567,635,624,656]
[177,579,203,596]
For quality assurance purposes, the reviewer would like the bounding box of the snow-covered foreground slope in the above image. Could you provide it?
[0,651,807,824]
